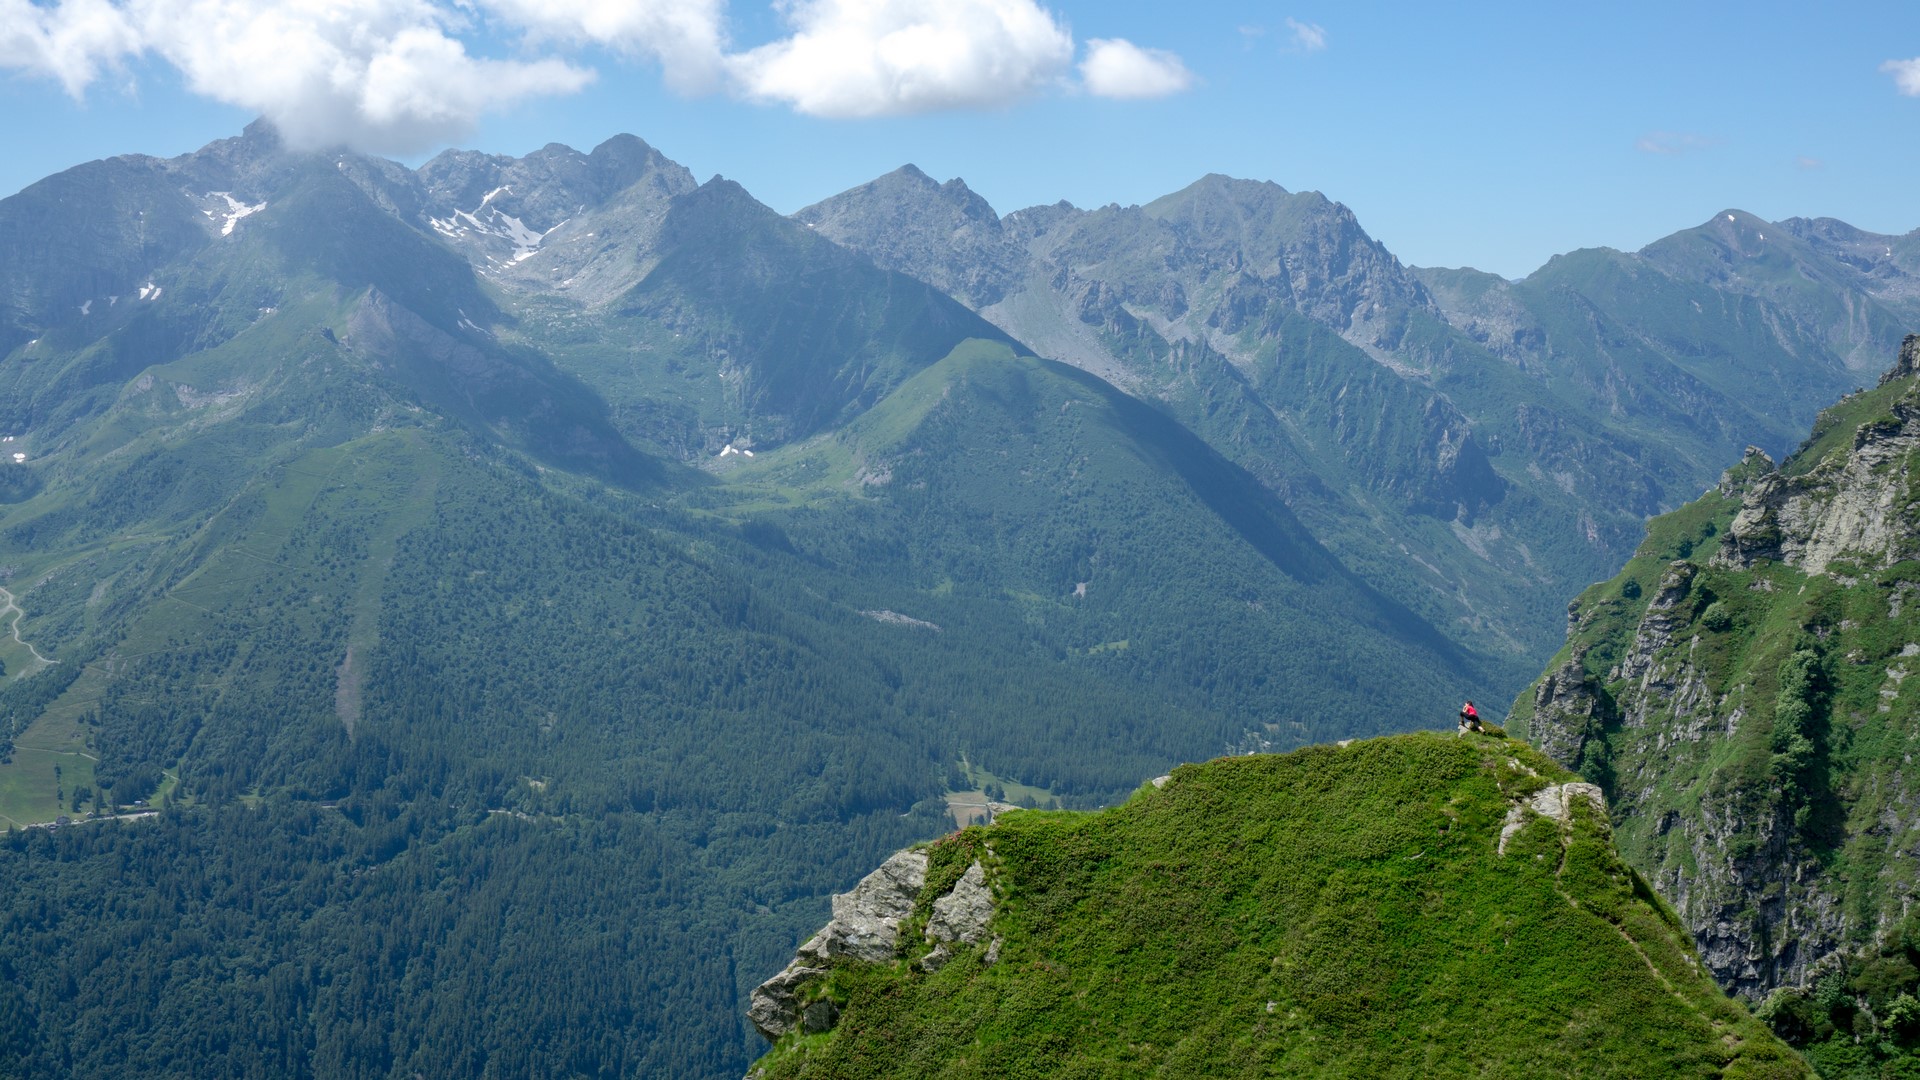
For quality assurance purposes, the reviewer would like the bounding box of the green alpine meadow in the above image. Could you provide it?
[746,733,1805,1079]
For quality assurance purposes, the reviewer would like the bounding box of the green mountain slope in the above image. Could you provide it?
[747,733,1804,1079]
[1510,336,1920,1070]
[0,123,1897,1078]
[610,178,1013,447]
[706,340,1490,772]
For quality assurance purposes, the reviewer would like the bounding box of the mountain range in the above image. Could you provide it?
[798,165,1920,672]
[0,122,1913,1075]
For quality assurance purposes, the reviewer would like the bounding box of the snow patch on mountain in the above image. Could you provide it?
[205,192,266,236]
[428,186,564,266]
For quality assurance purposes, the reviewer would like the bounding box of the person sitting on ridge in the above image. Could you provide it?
[1459,700,1482,733]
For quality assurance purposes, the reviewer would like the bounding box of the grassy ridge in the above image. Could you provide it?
[753,734,1803,1079]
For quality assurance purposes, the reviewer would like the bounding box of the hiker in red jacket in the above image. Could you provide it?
[1459,700,1482,733]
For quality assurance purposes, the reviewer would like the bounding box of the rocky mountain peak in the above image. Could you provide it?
[1882,332,1920,385]
[663,175,768,233]
[1638,209,1787,274]
[794,165,1023,307]
[416,136,694,229]
[404,135,695,298]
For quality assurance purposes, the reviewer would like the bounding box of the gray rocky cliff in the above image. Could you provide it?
[747,849,1002,1043]
[1513,335,1920,1001]
[1522,649,1612,770]
[1714,376,1920,576]
[794,849,927,965]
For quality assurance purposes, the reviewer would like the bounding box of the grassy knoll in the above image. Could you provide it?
[753,734,1806,1079]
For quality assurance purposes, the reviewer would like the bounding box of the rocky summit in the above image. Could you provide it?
[744,733,1803,1079]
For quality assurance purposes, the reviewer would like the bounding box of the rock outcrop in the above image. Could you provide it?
[1498,781,1606,856]
[920,861,995,972]
[795,849,927,965]
[745,965,832,1042]
[748,849,1001,1041]
[748,850,928,1041]
[1715,348,1920,575]
[1880,333,1920,386]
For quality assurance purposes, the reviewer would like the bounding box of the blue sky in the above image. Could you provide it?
[3,0,1917,278]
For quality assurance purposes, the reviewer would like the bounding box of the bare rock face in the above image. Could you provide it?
[748,848,1004,1043]
[925,862,992,945]
[746,965,829,1042]
[1716,343,1920,576]
[796,849,929,965]
[1524,651,1608,769]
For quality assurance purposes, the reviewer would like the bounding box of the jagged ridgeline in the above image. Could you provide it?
[744,734,1804,1079]
[1512,336,1920,1070]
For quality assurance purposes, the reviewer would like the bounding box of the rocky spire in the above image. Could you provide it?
[1877,332,1920,386]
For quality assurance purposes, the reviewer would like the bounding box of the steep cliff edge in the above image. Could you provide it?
[744,734,1801,1078]
[1512,336,1920,1020]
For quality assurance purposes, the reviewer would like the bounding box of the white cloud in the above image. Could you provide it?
[0,0,604,152]
[0,0,141,96]
[478,0,728,93]
[1885,57,1920,96]
[1285,18,1325,52]
[1795,155,1822,170]
[727,0,1074,117]
[157,0,600,153]
[0,0,1190,150]
[1079,38,1192,100]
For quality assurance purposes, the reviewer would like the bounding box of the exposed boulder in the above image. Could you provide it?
[749,847,1004,1042]
[925,862,992,945]
[746,965,829,1042]
[1498,781,1606,856]
[796,849,928,964]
